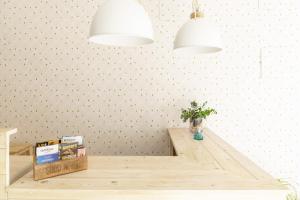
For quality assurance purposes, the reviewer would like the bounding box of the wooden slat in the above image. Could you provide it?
[7,189,288,200]
[0,129,8,200]
[169,128,195,159]
[0,174,6,200]
[0,128,17,189]
[204,128,274,180]
[200,131,254,178]
[0,129,8,148]
[0,149,6,175]
[0,135,6,149]
[181,130,221,169]
[0,128,18,193]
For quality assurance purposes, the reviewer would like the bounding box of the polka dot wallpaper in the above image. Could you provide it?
[0,0,299,191]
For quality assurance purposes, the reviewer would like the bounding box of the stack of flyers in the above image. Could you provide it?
[77,147,86,157]
[36,140,60,147]
[61,142,78,160]
[36,144,60,165]
[61,136,83,146]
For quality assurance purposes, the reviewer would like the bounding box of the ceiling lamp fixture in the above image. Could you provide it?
[89,0,154,46]
[174,0,222,54]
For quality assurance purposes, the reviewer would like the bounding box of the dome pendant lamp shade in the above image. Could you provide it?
[174,1,222,54]
[89,0,154,46]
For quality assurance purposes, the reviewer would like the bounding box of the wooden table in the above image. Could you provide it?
[1,128,288,200]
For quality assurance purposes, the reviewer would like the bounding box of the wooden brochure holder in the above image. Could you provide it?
[33,155,88,181]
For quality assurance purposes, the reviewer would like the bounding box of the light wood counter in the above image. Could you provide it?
[1,128,288,200]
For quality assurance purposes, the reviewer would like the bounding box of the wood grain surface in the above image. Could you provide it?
[2,128,288,200]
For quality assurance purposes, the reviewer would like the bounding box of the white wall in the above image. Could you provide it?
[0,0,299,192]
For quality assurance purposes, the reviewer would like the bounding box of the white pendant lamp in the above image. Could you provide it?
[174,0,222,54]
[89,0,154,46]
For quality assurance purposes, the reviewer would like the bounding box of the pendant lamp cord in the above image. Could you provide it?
[191,0,202,19]
[192,0,200,13]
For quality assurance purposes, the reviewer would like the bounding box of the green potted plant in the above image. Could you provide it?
[278,179,298,200]
[181,101,217,133]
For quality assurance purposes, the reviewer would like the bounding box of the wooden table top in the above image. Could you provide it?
[7,128,286,193]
